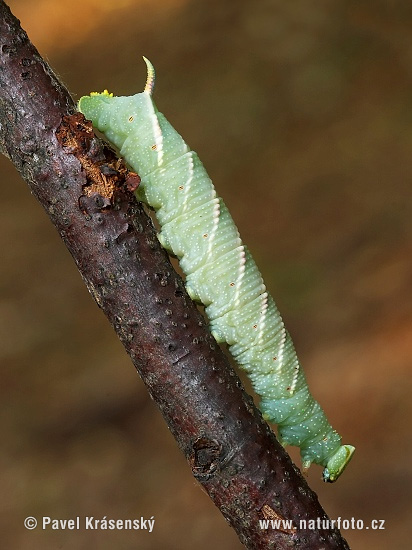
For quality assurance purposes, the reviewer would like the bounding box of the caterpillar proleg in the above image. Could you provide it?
[78,58,355,482]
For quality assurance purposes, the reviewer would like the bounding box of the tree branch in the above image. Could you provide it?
[0,2,350,548]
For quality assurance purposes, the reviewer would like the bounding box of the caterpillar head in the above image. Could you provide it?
[322,444,355,482]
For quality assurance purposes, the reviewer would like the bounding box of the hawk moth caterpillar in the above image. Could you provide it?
[78,58,355,482]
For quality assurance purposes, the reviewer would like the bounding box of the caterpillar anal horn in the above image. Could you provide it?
[143,56,156,95]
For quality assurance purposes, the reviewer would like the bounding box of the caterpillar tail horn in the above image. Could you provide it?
[143,56,155,95]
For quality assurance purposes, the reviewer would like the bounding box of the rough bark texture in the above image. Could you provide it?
[0,2,350,548]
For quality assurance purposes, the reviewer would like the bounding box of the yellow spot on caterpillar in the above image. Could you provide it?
[178,185,184,190]
[128,116,134,122]
[229,282,235,287]
[253,324,258,329]
[90,89,113,97]
[151,144,157,150]
[273,356,277,361]
[203,233,208,238]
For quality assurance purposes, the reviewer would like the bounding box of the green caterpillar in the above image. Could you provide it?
[78,58,354,482]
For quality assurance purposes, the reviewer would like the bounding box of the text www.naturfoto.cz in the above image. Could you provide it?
[259,517,385,531]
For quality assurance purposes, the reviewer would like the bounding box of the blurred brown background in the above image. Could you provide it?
[1,0,411,548]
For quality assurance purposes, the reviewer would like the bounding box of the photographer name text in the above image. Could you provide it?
[24,515,155,532]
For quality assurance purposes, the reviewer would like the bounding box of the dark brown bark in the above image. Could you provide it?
[0,2,350,548]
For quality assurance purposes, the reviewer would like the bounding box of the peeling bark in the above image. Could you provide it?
[0,2,350,549]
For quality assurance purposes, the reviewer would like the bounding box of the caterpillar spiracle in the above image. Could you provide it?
[78,58,355,482]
